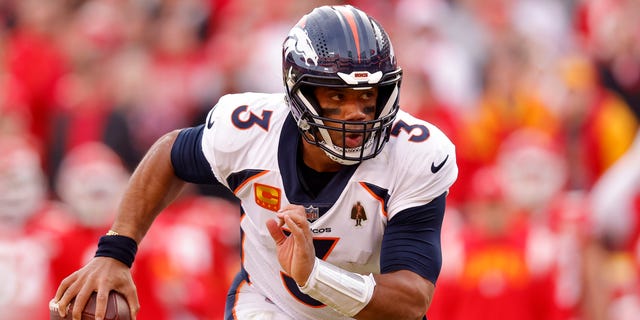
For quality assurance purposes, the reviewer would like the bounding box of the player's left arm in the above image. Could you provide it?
[351,118,454,319]
[358,192,447,320]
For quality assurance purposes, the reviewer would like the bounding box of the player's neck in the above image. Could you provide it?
[300,140,342,172]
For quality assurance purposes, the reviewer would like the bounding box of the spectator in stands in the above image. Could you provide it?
[0,134,69,319]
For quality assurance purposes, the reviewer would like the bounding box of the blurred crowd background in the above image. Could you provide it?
[0,0,639,319]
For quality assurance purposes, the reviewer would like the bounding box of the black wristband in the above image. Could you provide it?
[95,235,138,268]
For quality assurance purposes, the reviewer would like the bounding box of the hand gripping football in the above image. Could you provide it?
[49,291,131,320]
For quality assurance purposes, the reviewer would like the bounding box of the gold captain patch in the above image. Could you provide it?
[254,183,281,211]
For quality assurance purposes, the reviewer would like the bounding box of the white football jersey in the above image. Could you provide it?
[201,92,457,319]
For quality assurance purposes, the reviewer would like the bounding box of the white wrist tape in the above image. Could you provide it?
[298,258,376,317]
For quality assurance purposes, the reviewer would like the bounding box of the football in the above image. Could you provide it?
[49,291,131,320]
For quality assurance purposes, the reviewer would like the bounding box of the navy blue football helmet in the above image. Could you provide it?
[283,5,402,165]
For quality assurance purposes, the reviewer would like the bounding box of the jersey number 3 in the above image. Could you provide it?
[231,105,273,131]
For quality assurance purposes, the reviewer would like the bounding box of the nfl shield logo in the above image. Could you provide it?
[305,205,319,222]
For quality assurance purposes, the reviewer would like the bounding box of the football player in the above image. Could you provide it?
[52,5,458,320]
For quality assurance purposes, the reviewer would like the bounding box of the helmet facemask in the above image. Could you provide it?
[288,74,400,165]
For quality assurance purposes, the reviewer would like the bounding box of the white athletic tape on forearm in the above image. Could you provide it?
[298,258,376,317]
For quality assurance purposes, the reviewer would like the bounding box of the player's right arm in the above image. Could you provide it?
[54,129,187,320]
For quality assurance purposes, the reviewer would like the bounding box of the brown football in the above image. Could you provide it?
[49,291,130,320]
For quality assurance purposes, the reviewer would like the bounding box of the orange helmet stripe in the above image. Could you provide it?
[335,6,361,61]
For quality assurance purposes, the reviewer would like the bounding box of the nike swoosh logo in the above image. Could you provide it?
[431,154,449,174]
[207,113,215,129]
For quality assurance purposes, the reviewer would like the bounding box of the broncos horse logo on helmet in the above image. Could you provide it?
[282,5,402,165]
[283,26,319,67]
